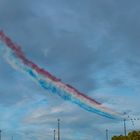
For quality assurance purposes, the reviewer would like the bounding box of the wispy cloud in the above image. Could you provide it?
[0,0,140,140]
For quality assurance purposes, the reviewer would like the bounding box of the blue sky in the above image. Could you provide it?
[0,0,140,140]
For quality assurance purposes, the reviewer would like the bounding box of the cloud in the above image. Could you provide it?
[1,0,140,140]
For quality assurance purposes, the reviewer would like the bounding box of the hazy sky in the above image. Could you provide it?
[0,0,140,140]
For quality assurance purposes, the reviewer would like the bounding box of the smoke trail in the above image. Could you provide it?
[0,31,122,119]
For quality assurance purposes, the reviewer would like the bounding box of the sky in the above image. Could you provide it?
[0,0,140,140]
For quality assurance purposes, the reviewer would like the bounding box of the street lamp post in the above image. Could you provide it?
[0,130,1,140]
[58,119,60,140]
[106,129,109,140]
[54,129,56,140]
[124,119,127,137]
